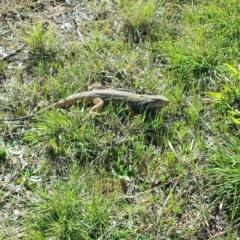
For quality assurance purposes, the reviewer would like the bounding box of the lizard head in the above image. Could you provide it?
[143,95,169,111]
[129,94,169,112]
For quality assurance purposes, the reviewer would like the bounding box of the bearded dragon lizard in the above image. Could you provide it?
[0,88,169,121]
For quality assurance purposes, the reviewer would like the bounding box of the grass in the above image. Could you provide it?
[1,0,240,239]
[207,135,240,220]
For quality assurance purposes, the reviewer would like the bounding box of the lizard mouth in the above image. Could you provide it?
[136,101,168,112]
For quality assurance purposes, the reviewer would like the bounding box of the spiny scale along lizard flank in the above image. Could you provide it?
[0,89,169,121]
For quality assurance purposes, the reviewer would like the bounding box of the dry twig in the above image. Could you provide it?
[0,44,26,61]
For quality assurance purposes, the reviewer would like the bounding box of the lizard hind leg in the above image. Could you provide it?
[89,97,104,116]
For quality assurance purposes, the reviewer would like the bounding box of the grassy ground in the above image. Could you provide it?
[1,0,240,239]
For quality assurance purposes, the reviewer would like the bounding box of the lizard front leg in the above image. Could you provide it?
[89,97,104,116]
[127,103,138,116]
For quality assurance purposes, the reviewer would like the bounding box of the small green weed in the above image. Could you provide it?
[119,0,162,43]
[23,23,59,76]
[23,23,56,57]
[207,63,240,125]
[17,167,41,188]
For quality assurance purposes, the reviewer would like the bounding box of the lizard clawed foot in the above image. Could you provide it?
[89,97,104,116]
